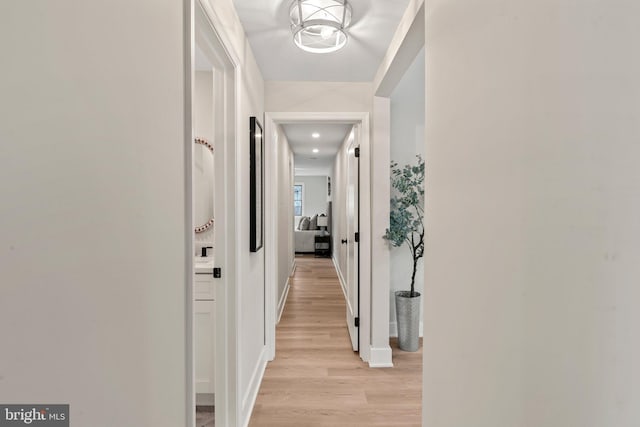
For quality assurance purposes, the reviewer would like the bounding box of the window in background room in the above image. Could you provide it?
[294,184,303,216]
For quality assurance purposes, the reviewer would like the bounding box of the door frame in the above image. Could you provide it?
[345,131,360,352]
[264,112,372,363]
[187,1,241,425]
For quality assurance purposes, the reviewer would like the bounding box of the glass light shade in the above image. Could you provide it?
[289,0,352,53]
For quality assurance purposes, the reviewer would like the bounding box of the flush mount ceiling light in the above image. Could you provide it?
[313,148,319,153]
[312,132,320,138]
[289,0,352,54]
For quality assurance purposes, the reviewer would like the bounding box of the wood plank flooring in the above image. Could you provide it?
[195,406,214,427]
[249,256,422,426]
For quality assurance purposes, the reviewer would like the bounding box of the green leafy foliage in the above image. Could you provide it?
[383,156,424,297]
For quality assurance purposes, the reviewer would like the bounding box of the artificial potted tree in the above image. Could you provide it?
[383,155,424,352]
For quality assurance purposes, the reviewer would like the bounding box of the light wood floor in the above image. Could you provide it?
[195,406,214,427]
[249,256,422,427]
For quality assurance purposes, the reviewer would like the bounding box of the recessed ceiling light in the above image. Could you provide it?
[312,133,320,138]
[312,148,319,153]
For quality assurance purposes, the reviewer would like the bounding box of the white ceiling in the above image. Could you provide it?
[282,123,353,176]
[232,0,411,81]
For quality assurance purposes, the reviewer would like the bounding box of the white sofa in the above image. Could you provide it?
[295,230,321,253]
[294,215,322,253]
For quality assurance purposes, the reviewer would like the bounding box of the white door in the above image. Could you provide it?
[346,134,359,351]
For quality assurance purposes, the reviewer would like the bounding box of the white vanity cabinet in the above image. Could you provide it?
[194,269,216,300]
[194,272,215,397]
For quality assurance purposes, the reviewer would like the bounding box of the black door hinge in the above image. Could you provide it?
[354,232,359,243]
[213,267,222,278]
[354,317,360,327]
[354,147,360,158]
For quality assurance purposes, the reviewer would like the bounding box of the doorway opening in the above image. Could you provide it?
[264,112,371,363]
[188,1,238,426]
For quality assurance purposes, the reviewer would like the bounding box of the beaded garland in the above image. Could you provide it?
[195,137,215,234]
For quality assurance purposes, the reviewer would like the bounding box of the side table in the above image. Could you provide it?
[314,234,331,258]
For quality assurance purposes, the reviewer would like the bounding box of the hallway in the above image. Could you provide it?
[249,256,422,426]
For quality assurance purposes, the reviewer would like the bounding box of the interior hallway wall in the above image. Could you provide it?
[294,175,328,218]
[423,1,640,426]
[389,47,425,336]
[265,81,372,113]
[194,71,215,245]
[0,1,187,426]
[276,125,295,314]
[200,1,267,425]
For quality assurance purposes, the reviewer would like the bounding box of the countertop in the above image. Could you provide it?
[194,256,214,274]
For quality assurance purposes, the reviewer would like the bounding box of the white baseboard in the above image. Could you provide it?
[241,346,268,427]
[368,346,394,368]
[389,321,424,338]
[332,255,347,299]
[290,258,296,277]
[277,277,290,324]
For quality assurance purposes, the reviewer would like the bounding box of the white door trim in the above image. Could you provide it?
[264,115,278,361]
[183,2,195,426]
[264,111,371,363]
[346,131,360,351]
[189,1,242,425]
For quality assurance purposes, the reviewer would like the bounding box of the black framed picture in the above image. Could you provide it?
[249,116,264,252]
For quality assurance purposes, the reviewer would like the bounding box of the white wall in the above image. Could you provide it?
[277,126,295,313]
[194,71,215,245]
[389,47,425,335]
[0,1,187,426]
[390,48,425,165]
[294,175,328,218]
[265,81,372,113]
[424,1,640,426]
[373,0,425,97]
[0,1,268,426]
[369,96,393,366]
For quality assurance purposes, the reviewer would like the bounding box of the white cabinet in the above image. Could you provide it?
[195,272,216,300]
[194,273,215,397]
[195,299,215,394]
